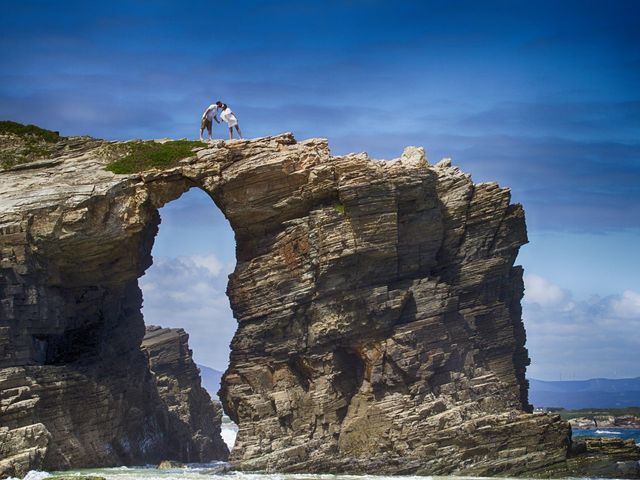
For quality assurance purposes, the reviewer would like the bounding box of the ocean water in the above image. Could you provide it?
[13,471,528,480]
[572,427,640,444]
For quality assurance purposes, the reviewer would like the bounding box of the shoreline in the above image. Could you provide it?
[571,425,640,430]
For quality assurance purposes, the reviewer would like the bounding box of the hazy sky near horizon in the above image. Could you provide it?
[1,1,638,379]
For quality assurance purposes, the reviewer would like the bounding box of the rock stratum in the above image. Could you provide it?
[141,325,229,462]
[0,127,635,478]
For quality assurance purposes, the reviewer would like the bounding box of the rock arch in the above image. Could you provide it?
[0,133,570,476]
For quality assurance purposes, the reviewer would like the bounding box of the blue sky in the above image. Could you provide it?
[2,1,638,379]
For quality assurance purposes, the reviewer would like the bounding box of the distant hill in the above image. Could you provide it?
[529,377,640,409]
[197,364,224,400]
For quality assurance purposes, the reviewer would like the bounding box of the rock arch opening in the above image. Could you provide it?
[139,187,238,452]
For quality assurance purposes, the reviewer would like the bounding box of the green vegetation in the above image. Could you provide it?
[0,120,61,142]
[558,406,640,421]
[333,202,346,214]
[0,120,62,169]
[105,140,202,174]
[0,120,202,172]
[0,143,50,169]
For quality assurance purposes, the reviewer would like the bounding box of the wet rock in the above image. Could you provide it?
[577,437,640,458]
[157,459,185,469]
[541,437,640,478]
[0,424,50,478]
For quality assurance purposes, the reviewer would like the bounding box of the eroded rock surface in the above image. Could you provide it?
[1,130,630,477]
[141,325,228,462]
[541,437,640,478]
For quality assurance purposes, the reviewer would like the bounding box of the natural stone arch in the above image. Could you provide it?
[0,133,570,477]
[139,186,237,398]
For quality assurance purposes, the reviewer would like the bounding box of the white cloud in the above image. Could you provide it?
[524,279,640,380]
[524,274,571,309]
[610,290,640,318]
[139,254,237,371]
[190,254,224,276]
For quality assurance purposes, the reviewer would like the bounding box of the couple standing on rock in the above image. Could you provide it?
[200,101,242,141]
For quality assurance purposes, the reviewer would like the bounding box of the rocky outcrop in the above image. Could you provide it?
[141,325,228,462]
[0,127,634,477]
[541,437,640,478]
[569,415,640,430]
[568,417,598,429]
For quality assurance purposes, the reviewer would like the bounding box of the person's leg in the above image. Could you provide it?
[235,125,242,138]
[207,123,212,141]
[200,117,210,141]
[228,126,233,140]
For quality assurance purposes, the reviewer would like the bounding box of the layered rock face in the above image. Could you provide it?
[0,129,580,476]
[548,437,640,478]
[141,326,228,462]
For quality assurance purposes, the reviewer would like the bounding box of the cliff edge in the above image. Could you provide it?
[0,124,596,476]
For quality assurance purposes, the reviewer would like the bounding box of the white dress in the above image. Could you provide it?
[220,107,238,127]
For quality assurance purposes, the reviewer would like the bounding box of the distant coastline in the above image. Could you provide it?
[529,376,640,410]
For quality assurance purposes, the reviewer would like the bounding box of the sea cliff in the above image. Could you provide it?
[0,124,636,477]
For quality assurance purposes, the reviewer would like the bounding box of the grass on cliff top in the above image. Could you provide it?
[0,120,61,142]
[0,120,63,169]
[105,140,202,174]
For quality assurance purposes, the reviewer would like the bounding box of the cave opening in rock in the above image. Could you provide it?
[139,187,239,452]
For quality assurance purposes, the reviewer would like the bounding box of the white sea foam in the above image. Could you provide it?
[595,429,622,435]
[221,423,238,448]
[21,472,50,480]
[10,467,561,480]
